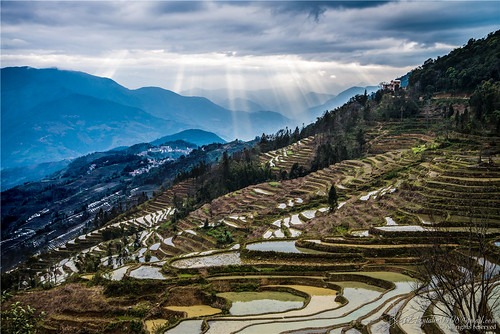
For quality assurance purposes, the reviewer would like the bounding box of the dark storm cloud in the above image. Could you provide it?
[2,1,497,58]
[371,2,500,45]
[264,1,389,14]
[1,0,498,91]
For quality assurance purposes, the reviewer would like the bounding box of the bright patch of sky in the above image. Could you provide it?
[1,1,498,94]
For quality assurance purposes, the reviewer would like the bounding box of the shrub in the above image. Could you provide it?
[1,302,44,334]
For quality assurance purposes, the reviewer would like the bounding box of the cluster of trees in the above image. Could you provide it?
[307,96,371,171]
[74,253,102,273]
[91,201,131,232]
[194,150,275,204]
[468,79,500,134]
[374,90,419,121]
[174,160,211,183]
[259,126,303,153]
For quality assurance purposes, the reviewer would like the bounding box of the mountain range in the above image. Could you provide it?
[1,67,291,169]
[1,67,380,172]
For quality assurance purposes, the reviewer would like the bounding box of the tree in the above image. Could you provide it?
[328,185,338,212]
[356,128,366,154]
[448,103,455,118]
[414,215,499,334]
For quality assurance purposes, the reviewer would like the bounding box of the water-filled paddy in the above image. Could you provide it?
[253,188,272,195]
[398,294,429,334]
[218,291,305,315]
[375,225,429,232]
[351,230,369,237]
[301,210,317,219]
[246,240,326,254]
[290,214,303,225]
[232,281,413,334]
[234,285,340,320]
[385,217,397,225]
[234,280,411,332]
[164,319,203,334]
[111,266,129,281]
[334,271,418,283]
[247,240,301,253]
[129,266,166,280]
[171,252,241,268]
[369,320,391,333]
[274,229,285,237]
[289,228,302,237]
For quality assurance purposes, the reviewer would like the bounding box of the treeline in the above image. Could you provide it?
[409,30,500,94]
[259,127,304,153]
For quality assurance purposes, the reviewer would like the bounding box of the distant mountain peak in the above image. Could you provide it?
[150,129,226,147]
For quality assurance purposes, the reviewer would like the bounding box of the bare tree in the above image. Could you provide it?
[414,215,499,334]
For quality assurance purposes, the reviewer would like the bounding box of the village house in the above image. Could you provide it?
[381,79,401,91]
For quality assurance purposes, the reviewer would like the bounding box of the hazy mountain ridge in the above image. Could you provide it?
[1,160,72,192]
[181,87,336,117]
[307,85,380,119]
[1,67,291,169]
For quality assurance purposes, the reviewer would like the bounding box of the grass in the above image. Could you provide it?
[269,182,279,186]
[178,273,197,278]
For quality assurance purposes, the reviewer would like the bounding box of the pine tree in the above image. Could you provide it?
[328,185,338,212]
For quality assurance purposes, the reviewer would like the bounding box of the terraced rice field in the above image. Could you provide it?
[260,136,318,172]
[21,130,500,334]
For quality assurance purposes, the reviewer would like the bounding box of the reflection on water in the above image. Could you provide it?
[246,240,326,254]
[218,291,304,315]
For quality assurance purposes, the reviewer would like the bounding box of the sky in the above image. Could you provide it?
[1,0,499,96]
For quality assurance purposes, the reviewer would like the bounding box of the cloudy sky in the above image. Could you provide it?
[1,1,498,95]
